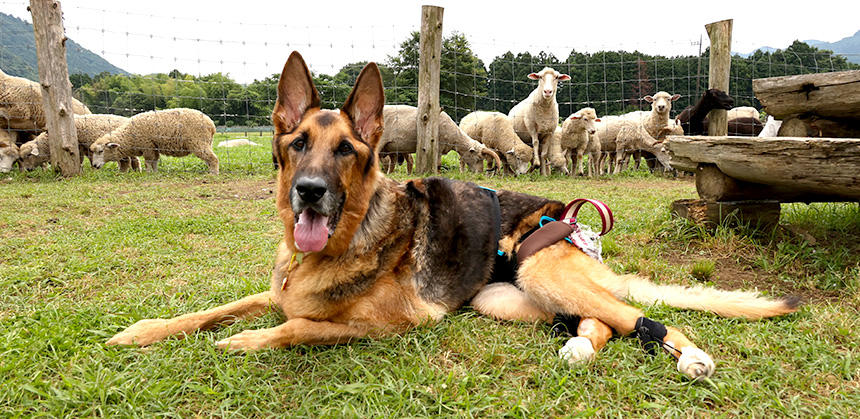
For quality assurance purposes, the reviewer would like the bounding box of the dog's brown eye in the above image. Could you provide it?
[336,141,354,156]
[290,136,307,151]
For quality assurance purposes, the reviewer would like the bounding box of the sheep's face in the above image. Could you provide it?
[528,67,571,99]
[505,148,531,175]
[0,142,18,173]
[550,155,569,175]
[644,92,681,115]
[89,142,121,169]
[705,89,734,110]
[568,108,600,135]
[16,143,49,171]
[460,147,484,172]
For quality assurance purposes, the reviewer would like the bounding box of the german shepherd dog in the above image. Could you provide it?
[107,52,800,380]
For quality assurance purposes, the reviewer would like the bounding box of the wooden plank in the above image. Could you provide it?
[671,199,780,231]
[705,19,732,137]
[753,70,860,120]
[29,0,80,176]
[415,5,443,175]
[666,136,860,201]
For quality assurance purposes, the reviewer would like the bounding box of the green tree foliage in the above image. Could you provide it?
[69,36,858,127]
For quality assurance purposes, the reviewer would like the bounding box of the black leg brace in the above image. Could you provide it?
[634,317,668,356]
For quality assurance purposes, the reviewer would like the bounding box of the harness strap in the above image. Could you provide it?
[516,221,573,265]
[561,198,614,236]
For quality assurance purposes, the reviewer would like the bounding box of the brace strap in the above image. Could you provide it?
[634,317,668,356]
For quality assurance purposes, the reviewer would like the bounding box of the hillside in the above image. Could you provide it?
[0,12,127,81]
[806,30,860,64]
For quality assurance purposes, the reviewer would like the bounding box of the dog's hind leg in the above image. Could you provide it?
[517,242,715,379]
[106,291,276,346]
[471,282,613,364]
[215,318,381,351]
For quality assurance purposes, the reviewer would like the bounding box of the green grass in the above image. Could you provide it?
[1,144,858,416]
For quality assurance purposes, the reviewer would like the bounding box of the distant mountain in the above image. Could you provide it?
[736,46,778,58]
[0,12,127,81]
[805,30,860,64]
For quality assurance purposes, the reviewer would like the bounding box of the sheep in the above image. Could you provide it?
[584,130,601,177]
[758,115,782,137]
[558,107,600,176]
[508,67,570,175]
[89,108,219,174]
[379,152,413,174]
[459,111,533,176]
[594,91,680,173]
[0,128,18,173]
[18,114,137,171]
[727,106,760,122]
[377,105,501,174]
[676,88,734,135]
[612,121,672,174]
[0,68,91,144]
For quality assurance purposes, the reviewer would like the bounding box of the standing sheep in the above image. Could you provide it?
[89,108,219,174]
[0,128,18,173]
[558,108,600,176]
[459,111,533,176]
[377,105,501,174]
[0,68,91,144]
[18,114,137,171]
[508,67,570,175]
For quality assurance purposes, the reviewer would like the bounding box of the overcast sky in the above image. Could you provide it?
[2,0,857,84]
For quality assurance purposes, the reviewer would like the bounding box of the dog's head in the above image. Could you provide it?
[271,52,385,256]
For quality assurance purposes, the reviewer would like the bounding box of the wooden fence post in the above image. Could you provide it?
[415,5,443,175]
[30,0,80,176]
[705,19,732,137]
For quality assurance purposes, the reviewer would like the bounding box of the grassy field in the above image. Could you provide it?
[1,140,858,416]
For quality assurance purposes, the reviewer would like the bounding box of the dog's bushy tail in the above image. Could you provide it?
[606,275,801,319]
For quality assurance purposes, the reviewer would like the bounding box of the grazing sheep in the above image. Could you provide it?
[676,89,734,135]
[727,106,760,122]
[758,115,782,137]
[89,108,219,174]
[0,128,17,173]
[0,68,91,144]
[612,121,672,174]
[460,111,533,175]
[594,91,680,173]
[377,105,501,174]
[18,114,137,171]
[544,127,571,175]
[558,108,600,176]
[508,67,570,175]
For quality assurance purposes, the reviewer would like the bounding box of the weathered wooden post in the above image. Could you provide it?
[29,0,80,176]
[415,5,443,175]
[705,19,732,137]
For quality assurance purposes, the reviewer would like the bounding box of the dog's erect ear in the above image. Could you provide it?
[342,62,385,148]
[272,51,321,133]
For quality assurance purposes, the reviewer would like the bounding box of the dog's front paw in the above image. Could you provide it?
[559,336,595,366]
[106,318,174,346]
[677,347,715,380]
[216,328,278,351]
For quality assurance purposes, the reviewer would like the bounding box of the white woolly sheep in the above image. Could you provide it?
[594,91,680,173]
[544,127,571,175]
[377,105,501,174]
[558,108,600,176]
[727,106,760,122]
[0,68,91,142]
[508,67,570,175]
[459,111,533,176]
[0,128,17,173]
[18,114,135,171]
[89,108,218,174]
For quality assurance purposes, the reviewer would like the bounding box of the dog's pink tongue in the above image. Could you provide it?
[294,210,330,252]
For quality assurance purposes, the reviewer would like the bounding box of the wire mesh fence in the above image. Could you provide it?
[1,2,858,176]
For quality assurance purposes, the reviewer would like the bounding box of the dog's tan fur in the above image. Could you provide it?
[107,52,799,379]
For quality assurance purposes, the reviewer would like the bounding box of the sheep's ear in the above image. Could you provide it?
[527,73,540,80]
[30,148,39,156]
[506,149,515,155]
[273,51,321,134]
[559,74,571,82]
[670,94,681,101]
[595,118,601,122]
[107,143,120,149]
[569,114,582,120]
[643,95,654,103]
[342,62,385,149]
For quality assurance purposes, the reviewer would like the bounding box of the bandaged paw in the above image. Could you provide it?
[559,336,595,366]
[677,347,715,380]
